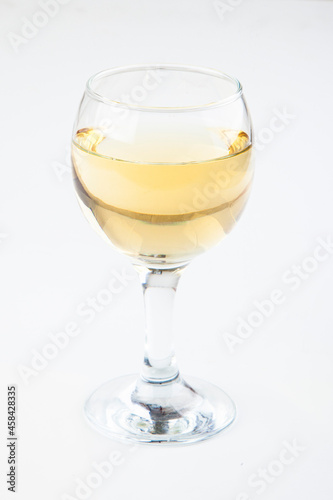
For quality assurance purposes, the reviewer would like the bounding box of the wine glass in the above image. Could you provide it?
[71,64,254,444]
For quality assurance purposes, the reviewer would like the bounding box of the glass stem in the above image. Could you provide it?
[136,266,184,384]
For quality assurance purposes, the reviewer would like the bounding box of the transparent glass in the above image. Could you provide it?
[71,64,254,444]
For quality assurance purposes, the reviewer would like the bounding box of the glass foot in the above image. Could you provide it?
[84,375,236,445]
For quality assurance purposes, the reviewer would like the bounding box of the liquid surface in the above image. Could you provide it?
[72,127,253,266]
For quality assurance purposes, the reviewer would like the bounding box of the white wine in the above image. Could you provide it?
[72,127,253,266]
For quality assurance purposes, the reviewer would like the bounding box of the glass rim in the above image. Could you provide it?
[85,64,243,112]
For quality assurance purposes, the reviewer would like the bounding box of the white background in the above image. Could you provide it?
[1,0,333,499]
